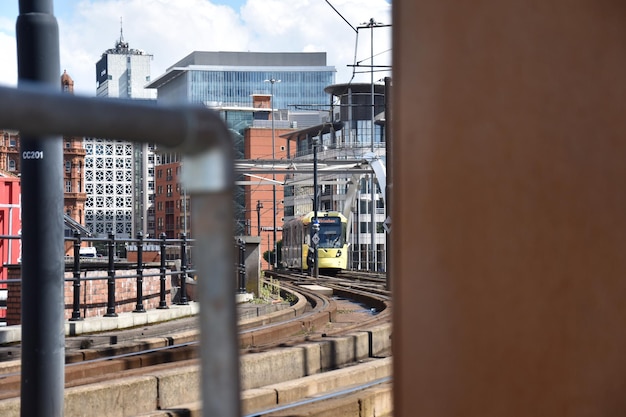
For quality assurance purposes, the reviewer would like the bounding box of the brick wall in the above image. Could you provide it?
[6,268,20,325]
[6,266,174,325]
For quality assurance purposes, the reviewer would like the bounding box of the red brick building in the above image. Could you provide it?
[0,71,87,256]
[153,156,188,239]
[243,125,291,269]
[61,71,87,241]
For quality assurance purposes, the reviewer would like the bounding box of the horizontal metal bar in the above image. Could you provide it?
[236,168,373,175]
[0,82,230,156]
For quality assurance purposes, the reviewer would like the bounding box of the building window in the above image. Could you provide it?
[8,159,15,171]
[359,200,370,214]
[65,161,71,172]
[65,180,72,193]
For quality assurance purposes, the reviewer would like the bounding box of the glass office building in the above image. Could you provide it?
[147,51,335,109]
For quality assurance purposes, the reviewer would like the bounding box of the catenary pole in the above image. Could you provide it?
[313,138,320,278]
[16,1,65,416]
[370,18,377,272]
[384,76,392,290]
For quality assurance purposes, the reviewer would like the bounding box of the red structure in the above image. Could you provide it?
[0,173,20,319]
[61,70,87,245]
[154,159,187,239]
[244,125,289,269]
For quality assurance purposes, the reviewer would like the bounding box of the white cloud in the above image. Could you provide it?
[1,0,391,96]
[0,31,17,87]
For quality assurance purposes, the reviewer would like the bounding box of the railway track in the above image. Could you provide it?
[0,270,393,416]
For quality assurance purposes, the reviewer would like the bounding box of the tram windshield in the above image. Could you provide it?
[317,219,344,248]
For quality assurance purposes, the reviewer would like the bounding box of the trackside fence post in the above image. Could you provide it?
[238,238,246,293]
[134,232,145,313]
[158,232,169,309]
[70,231,82,321]
[105,232,117,317]
[178,233,189,305]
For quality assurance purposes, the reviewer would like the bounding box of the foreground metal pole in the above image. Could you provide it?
[184,145,239,417]
[16,1,65,416]
[0,60,239,417]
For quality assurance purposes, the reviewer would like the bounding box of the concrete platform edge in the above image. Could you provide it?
[0,302,200,344]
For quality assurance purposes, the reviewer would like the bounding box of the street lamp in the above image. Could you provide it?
[256,200,263,236]
[264,78,281,270]
[312,136,320,278]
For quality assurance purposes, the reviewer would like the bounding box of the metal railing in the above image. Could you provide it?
[0,71,239,417]
[64,232,195,320]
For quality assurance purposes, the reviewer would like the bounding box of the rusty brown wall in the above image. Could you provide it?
[392,1,626,415]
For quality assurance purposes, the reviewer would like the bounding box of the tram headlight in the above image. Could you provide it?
[336,250,342,257]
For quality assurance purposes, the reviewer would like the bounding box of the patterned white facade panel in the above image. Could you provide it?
[84,138,135,238]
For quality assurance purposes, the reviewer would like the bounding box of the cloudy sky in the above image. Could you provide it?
[0,0,392,96]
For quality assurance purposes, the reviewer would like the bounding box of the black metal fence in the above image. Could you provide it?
[0,233,196,322]
[0,233,249,323]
